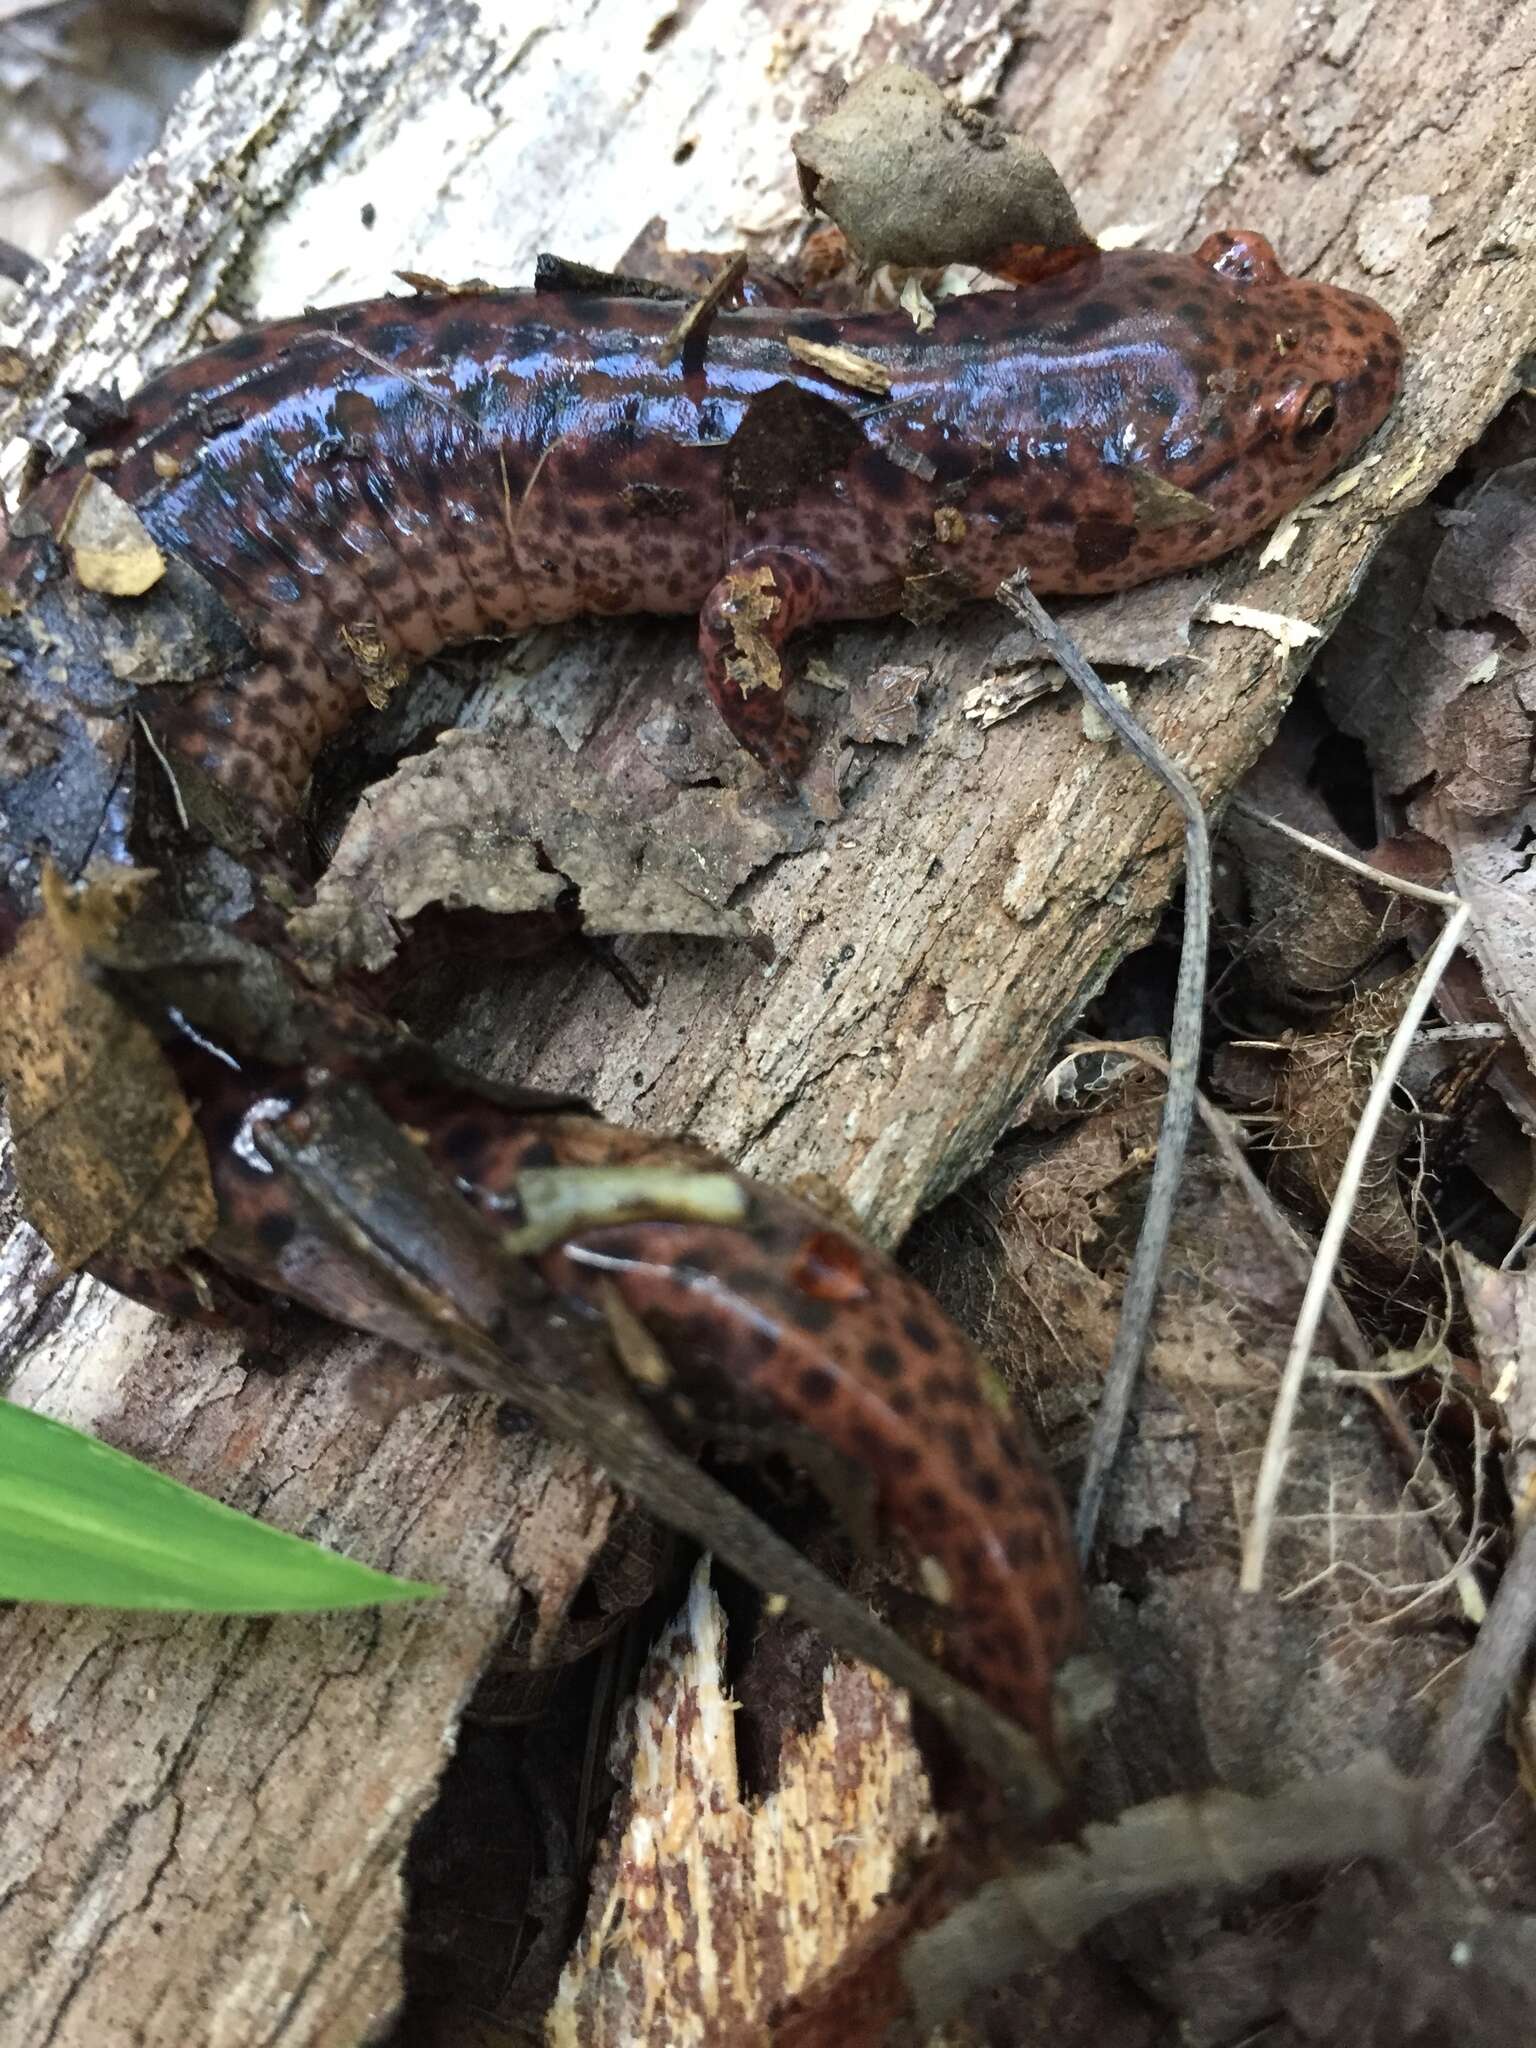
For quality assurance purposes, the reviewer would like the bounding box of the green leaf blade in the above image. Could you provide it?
[0,1397,439,1611]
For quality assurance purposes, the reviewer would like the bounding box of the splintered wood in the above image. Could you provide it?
[549,1564,935,2046]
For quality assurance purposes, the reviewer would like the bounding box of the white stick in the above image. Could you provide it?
[1240,903,1471,1592]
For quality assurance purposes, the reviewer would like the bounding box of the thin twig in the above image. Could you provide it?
[1427,1512,1536,1831]
[1227,795,1462,908]
[997,572,1209,1560]
[903,1755,1421,2031]
[1241,903,1471,1591]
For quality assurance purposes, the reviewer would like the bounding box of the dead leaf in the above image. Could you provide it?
[1456,1245,1536,1516]
[339,619,408,710]
[792,64,1087,271]
[290,724,763,980]
[0,868,216,1270]
[1225,741,1407,998]
[1128,469,1214,530]
[724,381,866,519]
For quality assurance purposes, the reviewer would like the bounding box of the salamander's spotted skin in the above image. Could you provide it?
[0,225,1402,1752]
[118,1051,1077,1747]
[8,229,1400,841]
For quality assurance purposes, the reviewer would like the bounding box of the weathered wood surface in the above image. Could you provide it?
[2,0,1534,2041]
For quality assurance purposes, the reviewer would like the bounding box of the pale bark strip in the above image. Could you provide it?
[1,0,1533,2042]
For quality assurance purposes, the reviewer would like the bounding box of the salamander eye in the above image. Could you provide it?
[1293,383,1338,445]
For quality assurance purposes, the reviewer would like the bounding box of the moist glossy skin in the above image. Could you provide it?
[122,1050,1077,1747]
[11,229,1401,834]
[0,229,1403,1748]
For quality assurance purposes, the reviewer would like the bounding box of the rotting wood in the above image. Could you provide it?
[3,0,1535,2041]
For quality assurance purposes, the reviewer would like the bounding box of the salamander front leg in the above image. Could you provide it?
[698,547,827,783]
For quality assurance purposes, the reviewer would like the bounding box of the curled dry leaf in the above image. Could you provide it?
[548,1561,935,2048]
[792,64,1088,273]
[0,868,216,1270]
[1455,1245,1536,1514]
[1225,736,1406,998]
[1319,468,1536,1082]
[1320,475,1536,818]
[1261,972,1429,1293]
[290,723,763,979]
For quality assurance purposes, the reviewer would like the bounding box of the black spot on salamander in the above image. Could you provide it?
[1195,455,1239,494]
[888,1387,916,1417]
[1143,384,1180,419]
[435,315,492,359]
[1039,495,1072,524]
[789,1293,836,1334]
[363,320,421,358]
[440,1120,487,1167]
[519,1139,557,1168]
[1145,273,1177,292]
[221,330,269,364]
[915,1485,948,1526]
[256,1209,297,1253]
[1060,299,1116,341]
[942,1421,976,1468]
[1073,517,1136,574]
[901,1313,941,1355]
[790,314,843,348]
[865,1340,902,1380]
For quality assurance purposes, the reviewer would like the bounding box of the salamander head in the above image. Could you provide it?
[1126,228,1402,552]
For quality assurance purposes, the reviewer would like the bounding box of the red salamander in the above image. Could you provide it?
[0,226,1402,1751]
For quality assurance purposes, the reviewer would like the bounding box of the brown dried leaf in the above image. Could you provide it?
[724,381,865,520]
[1127,468,1214,531]
[1265,974,1426,1291]
[1319,476,1536,817]
[290,724,762,979]
[1224,740,1406,997]
[1455,1245,1536,1514]
[0,869,216,1270]
[1426,802,1536,1088]
[793,64,1087,271]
